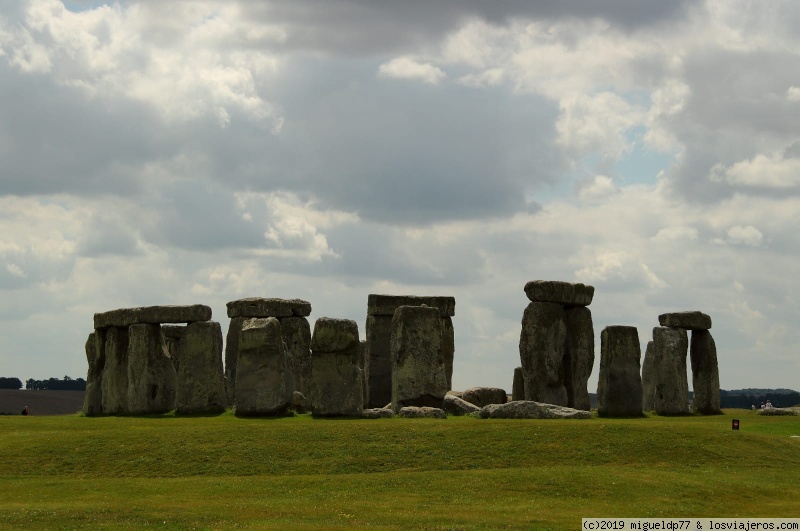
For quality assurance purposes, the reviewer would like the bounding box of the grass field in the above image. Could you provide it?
[0,409,798,529]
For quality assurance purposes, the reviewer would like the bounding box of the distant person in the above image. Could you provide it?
[751,404,756,410]
[21,405,28,416]
[766,400,773,408]
[760,402,765,409]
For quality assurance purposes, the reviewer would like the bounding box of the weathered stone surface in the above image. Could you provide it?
[101,327,129,415]
[597,326,643,417]
[398,406,446,419]
[368,294,455,317]
[127,323,177,415]
[281,317,312,404]
[564,306,594,411]
[235,318,293,416]
[175,321,225,415]
[512,367,525,401]
[224,317,245,407]
[310,318,363,417]
[479,401,592,419]
[658,311,711,330]
[519,302,567,406]
[653,326,690,415]
[758,407,798,416]
[442,316,455,390]
[524,280,595,306]
[161,325,184,366]
[690,330,721,414]
[443,394,481,416]
[362,407,395,419]
[446,390,464,398]
[94,305,212,329]
[391,305,448,411]
[641,341,656,411]
[291,391,309,414]
[82,331,105,416]
[226,298,311,319]
[461,387,508,408]
[365,315,393,408]
[359,340,368,406]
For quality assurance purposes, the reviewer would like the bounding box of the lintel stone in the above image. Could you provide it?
[226,298,311,318]
[658,311,712,330]
[94,305,212,329]
[367,294,455,317]
[524,280,595,306]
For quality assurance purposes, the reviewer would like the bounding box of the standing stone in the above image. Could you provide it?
[175,321,226,415]
[280,317,312,404]
[564,306,594,411]
[442,316,455,390]
[82,331,105,416]
[359,340,368,407]
[101,326,130,415]
[391,305,448,411]
[127,323,177,415]
[597,326,643,417]
[161,325,185,370]
[224,316,245,407]
[365,314,393,408]
[641,341,656,411]
[512,367,525,401]
[235,317,293,416]
[653,326,689,415]
[690,330,721,414]
[310,318,363,417]
[519,302,567,406]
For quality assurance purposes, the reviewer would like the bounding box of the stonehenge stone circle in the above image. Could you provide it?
[690,330,721,414]
[365,294,455,408]
[519,301,568,406]
[390,305,449,411]
[310,317,363,417]
[235,317,293,416]
[641,341,656,411]
[512,367,525,401]
[175,320,226,415]
[652,326,689,415]
[597,325,643,417]
[82,331,104,417]
[658,311,711,331]
[479,401,592,419]
[126,323,177,415]
[564,306,594,411]
[461,386,508,408]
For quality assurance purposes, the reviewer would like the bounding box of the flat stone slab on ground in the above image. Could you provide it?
[479,401,592,419]
[226,298,311,318]
[367,294,455,317]
[524,280,595,306]
[461,387,508,408]
[443,394,481,416]
[94,305,212,329]
[362,407,395,419]
[658,311,712,330]
[398,406,446,419]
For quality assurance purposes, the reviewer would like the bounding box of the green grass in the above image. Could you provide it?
[0,409,798,529]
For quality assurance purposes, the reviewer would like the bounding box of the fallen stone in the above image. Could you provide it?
[127,323,177,415]
[523,280,595,306]
[690,330,721,414]
[398,406,447,419]
[226,297,312,319]
[224,317,245,407]
[597,325,643,417]
[310,318,363,417]
[235,317,293,416]
[758,408,798,416]
[519,301,567,406]
[461,386,508,408]
[391,305,448,411]
[446,390,464,398]
[94,305,212,329]
[653,326,690,415]
[82,331,104,416]
[658,311,712,330]
[100,327,130,415]
[641,341,656,411]
[479,401,592,419]
[175,320,226,415]
[564,306,594,411]
[512,367,525,401]
[443,394,481,416]
[362,407,395,419]
[368,294,455,317]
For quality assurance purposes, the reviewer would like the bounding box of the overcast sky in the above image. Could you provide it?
[1,0,798,394]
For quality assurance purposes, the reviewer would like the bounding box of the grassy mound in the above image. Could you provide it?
[1,409,798,529]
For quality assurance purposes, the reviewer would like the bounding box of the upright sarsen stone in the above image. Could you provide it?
[690,330,721,414]
[391,305,448,411]
[176,321,226,415]
[564,306,594,411]
[310,318,363,417]
[281,317,313,403]
[641,341,656,411]
[512,366,525,401]
[653,326,689,415]
[224,317,245,407]
[519,302,567,406]
[127,323,177,415]
[597,326,643,417]
[235,317,293,416]
[442,316,455,391]
[101,327,130,415]
[364,314,394,408]
[82,331,105,416]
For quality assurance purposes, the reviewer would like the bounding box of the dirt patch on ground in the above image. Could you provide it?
[0,390,85,416]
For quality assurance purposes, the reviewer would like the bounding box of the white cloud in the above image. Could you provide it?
[378,57,446,84]
[579,175,618,202]
[711,152,800,188]
[787,86,800,101]
[727,225,764,247]
[651,226,699,243]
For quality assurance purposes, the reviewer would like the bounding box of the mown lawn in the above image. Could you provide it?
[0,409,798,529]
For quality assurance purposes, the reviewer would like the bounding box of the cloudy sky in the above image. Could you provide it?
[1,0,798,394]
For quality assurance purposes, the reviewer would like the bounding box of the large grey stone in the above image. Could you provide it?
[94,305,212,329]
[758,408,798,416]
[442,316,455,390]
[641,341,656,411]
[365,315,393,408]
[175,321,226,415]
[653,326,690,415]
[280,317,312,404]
[310,318,363,417]
[362,407,395,419]
[690,330,721,414]
[597,326,643,417]
[519,301,567,406]
[391,305,448,411]
[658,311,711,330]
[82,331,105,416]
[161,325,185,366]
[461,387,508,408]
[479,401,592,419]
[564,306,594,411]
[398,406,446,419]
[224,317,245,407]
[524,280,595,306]
[512,367,525,401]
[443,393,481,416]
[235,317,293,416]
[127,323,177,415]
[226,298,311,319]
[100,327,129,415]
[368,294,455,317]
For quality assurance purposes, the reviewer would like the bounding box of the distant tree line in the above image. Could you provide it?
[720,389,800,408]
[25,376,86,391]
[0,377,23,389]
